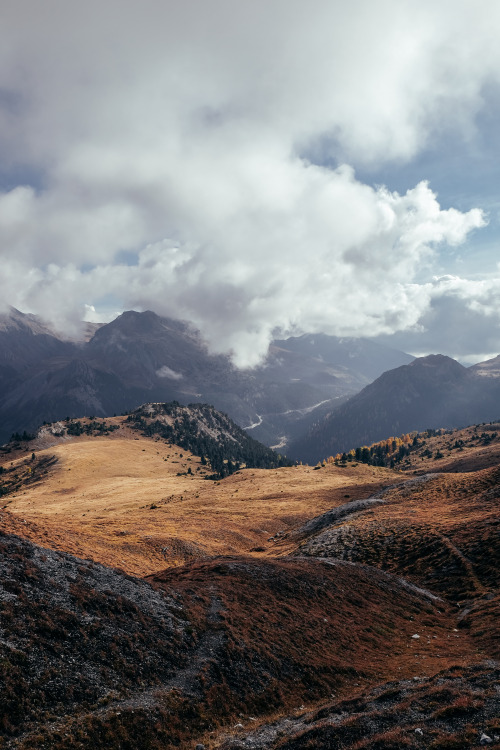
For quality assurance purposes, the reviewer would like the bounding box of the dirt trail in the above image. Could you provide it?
[7,593,226,749]
[437,532,488,596]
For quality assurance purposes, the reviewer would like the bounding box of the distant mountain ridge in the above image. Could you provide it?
[0,307,412,447]
[288,353,500,463]
[272,332,414,382]
[470,353,500,378]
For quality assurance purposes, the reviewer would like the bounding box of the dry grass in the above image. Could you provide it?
[215,662,500,750]
[148,554,484,742]
[401,423,500,474]
[0,419,397,575]
[1,420,499,749]
[301,467,499,594]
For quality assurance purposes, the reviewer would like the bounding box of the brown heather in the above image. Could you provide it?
[0,416,498,749]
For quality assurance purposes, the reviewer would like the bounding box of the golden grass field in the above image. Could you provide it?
[0,419,397,575]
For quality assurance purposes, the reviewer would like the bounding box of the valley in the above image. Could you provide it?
[3,6,500,749]
[288,355,500,464]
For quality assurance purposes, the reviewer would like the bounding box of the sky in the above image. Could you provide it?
[1,1,500,367]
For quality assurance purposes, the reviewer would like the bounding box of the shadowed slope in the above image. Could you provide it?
[0,309,413,448]
[288,355,500,464]
[0,535,483,750]
[218,662,500,750]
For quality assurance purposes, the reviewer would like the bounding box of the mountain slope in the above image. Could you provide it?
[272,333,414,382]
[0,308,412,448]
[288,354,500,464]
[126,402,291,476]
[0,307,75,395]
[0,532,481,750]
[1,415,499,748]
[0,415,393,575]
[470,353,500,378]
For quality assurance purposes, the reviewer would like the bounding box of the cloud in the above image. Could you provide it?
[374,275,500,362]
[0,1,499,364]
[156,365,183,381]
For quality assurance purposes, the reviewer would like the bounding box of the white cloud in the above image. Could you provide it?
[156,366,183,381]
[0,1,499,364]
[375,274,500,360]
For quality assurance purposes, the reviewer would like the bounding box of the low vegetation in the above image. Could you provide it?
[217,663,500,750]
[326,421,500,473]
[0,540,481,749]
[0,409,499,748]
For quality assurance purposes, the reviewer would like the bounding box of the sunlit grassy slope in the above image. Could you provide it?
[0,417,396,575]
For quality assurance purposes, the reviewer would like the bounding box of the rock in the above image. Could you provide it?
[480,733,493,745]
[195,745,205,750]
[411,634,420,639]
[415,728,423,735]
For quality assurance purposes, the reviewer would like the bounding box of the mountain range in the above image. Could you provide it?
[288,353,500,463]
[0,307,412,448]
[4,306,500,467]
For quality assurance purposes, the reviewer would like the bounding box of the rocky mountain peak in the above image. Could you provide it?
[0,306,55,336]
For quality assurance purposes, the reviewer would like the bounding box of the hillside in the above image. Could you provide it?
[296,467,499,603]
[0,413,499,748]
[288,354,500,464]
[125,402,292,477]
[1,531,485,750]
[218,662,500,749]
[327,421,500,474]
[0,412,393,575]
